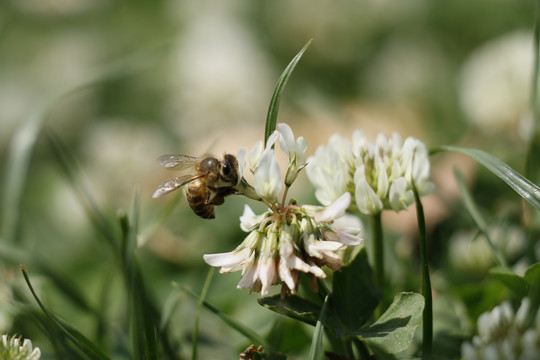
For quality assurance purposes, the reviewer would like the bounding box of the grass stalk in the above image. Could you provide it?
[453,168,507,267]
[371,212,384,288]
[191,267,215,360]
[412,188,432,357]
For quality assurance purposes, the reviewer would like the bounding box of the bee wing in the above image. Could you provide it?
[152,174,205,198]
[157,154,200,169]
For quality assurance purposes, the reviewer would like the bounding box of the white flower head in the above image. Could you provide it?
[204,124,363,296]
[461,297,540,360]
[309,131,433,214]
[204,192,363,296]
[1,334,41,360]
[306,134,354,206]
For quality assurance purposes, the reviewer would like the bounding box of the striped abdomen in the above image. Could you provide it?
[185,180,215,219]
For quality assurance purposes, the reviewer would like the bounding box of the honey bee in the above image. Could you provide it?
[152,153,239,219]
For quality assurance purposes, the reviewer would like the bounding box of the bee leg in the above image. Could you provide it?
[210,195,225,206]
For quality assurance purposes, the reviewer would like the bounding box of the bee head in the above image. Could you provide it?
[221,154,239,184]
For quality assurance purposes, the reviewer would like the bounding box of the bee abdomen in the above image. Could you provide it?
[186,182,215,219]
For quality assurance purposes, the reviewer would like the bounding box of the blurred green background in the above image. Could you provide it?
[0,0,537,359]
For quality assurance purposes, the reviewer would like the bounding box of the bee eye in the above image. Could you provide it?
[222,164,232,176]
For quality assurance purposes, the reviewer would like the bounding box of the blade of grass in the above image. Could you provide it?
[139,190,183,246]
[20,265,111,360]
[412,173,432,358]
[264,39,312,143]
[47,130,120,256]
[526,0,540,181]
[191,267,215,360]
[125,190,159,360]
[453,168,507,267]
[433,146,540,211]
[0,241,100,317]
[182,286,269,349]
[309,295,328,360]
[118,202,179,360]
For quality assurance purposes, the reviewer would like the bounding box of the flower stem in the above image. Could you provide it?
[413,188,432,358]
[371,212,384,288]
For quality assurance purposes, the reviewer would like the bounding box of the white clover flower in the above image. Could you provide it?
[276,123,308,186]
[461,297,540,360]
[204,124,363,296]
[253,148,282,203]
[305,134,354,207]
[0,334,41,360]
[204,193,363,296]
[308,131,433,215]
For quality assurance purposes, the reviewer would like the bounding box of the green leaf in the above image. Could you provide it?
[258,294,320,326]
[309,295,328,360]
[357,292,424,354]
[264,39,312,143]
[330,247,382,336]
[47,131,120,255]
[434,146,540,211]
[524,262,540,286]
[183,286,269,349]
[489,266,528,298]
[365,342,398,360]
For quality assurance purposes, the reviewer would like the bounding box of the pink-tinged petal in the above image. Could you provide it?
[308,239,347,252]
[319,252,345,271]
[203,248,250,268]
[315,192,351,222]
[278,259,296,291]
[307,264,326,278]
[259,257,277,296]
[237,262,258,290]
[322,228,363,246]
[284,254,311,273]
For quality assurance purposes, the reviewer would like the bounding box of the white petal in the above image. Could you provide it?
[239,205,258,232]
[248,141,264,169]
[312,239,346,251]
[278,259,296,290]
[203,248,250,268]
[322,228,363,246]
[266,130,280,150]
[236,147,247,179]
[260,258,277,296]
[237,262,258,289]
[315,192,351,222]
[253,149,282,202]
[389,177,414,211]
[307,264,326,278]
[277,123,295,154]
[376,157,389,198]
[354,167,383,215]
